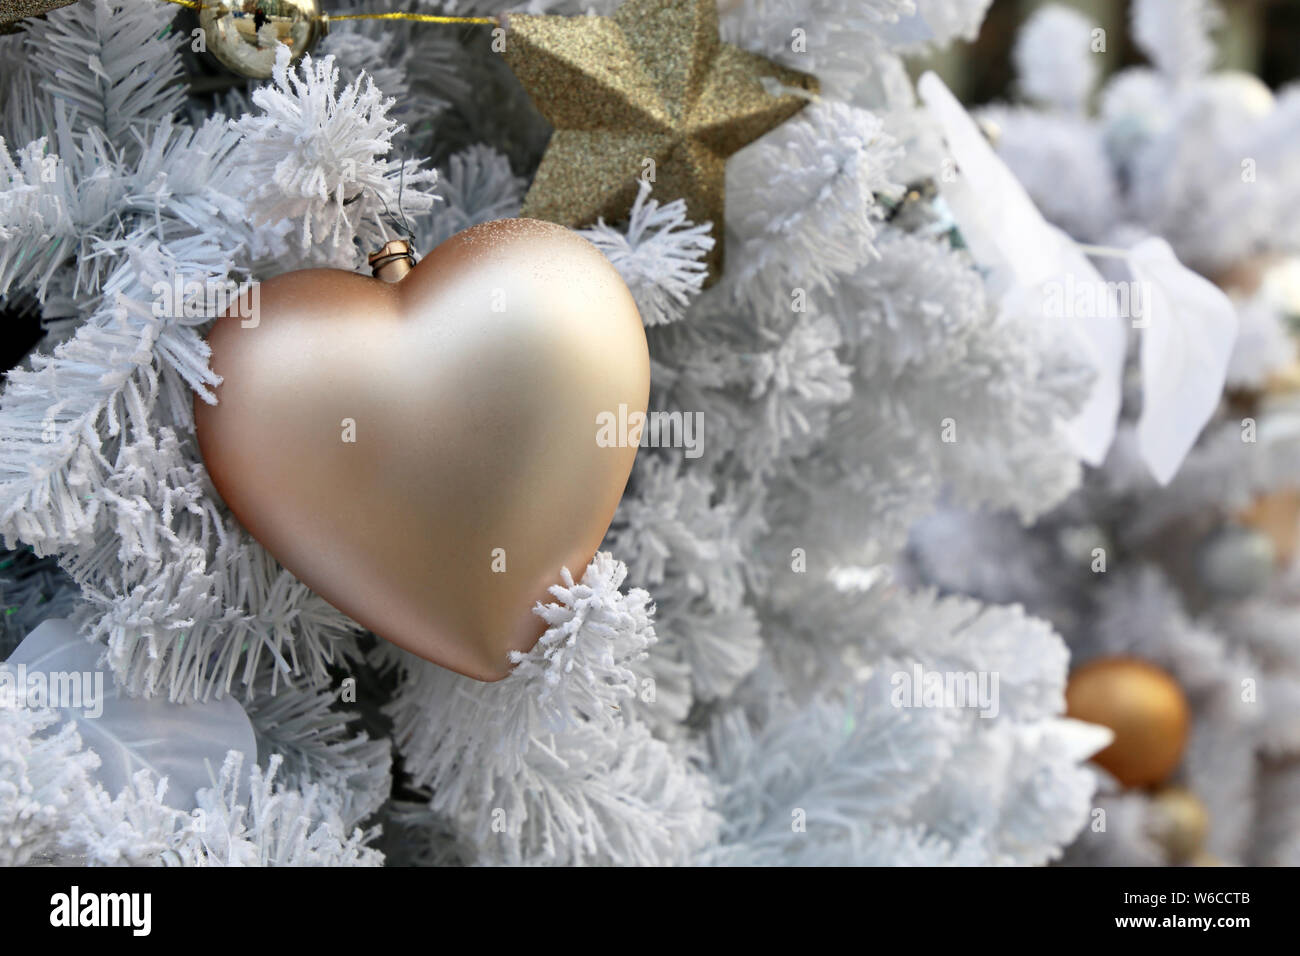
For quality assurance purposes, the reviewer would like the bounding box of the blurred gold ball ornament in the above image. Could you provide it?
[1212,255,1283,298]
[194,220,649,681]
[1065,657,1191,788]
[199,0,324,80]
[1147,786,1209,864]
[1216,257,1300,401]
[1237,487,1300,567]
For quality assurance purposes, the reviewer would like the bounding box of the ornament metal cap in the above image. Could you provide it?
[369,239,416,282]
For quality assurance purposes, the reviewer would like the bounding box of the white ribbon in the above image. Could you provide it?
[919,72,1237,484]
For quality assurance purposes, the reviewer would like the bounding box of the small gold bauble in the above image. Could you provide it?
[1065,657,1191,789]
[1147,786,1210,864]
[199,0,324,80]
[1237,487,1300,567]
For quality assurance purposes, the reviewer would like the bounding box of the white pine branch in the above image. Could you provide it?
[579,180,714,327]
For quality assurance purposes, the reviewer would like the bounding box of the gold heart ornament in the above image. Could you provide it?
[195,220,649,680]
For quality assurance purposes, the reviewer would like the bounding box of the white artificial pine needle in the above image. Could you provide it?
[10,0,1285,869]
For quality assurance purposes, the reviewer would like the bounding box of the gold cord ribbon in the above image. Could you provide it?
[157,0,496,26]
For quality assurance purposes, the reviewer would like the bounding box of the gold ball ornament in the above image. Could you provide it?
[1147,787,1210,864]
[1216,258,1300,402]
[194,220,650,681]
[199,0,325,80]
[1237,488,1300,567]
[1065,657,1191,789]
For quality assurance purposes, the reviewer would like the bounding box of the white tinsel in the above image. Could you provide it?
[385,554,719,865]
[68,754,383,866]
[1012,5,1099,112]
[0,707,99,866]
[1132,0,1221,84]
[579,181,714,327]
[0,0,1113,867]
[726,100,903,306]
[230,46,437,267]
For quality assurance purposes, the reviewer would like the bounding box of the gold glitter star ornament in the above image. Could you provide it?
[502,0,818,279]
[1,0,76,33]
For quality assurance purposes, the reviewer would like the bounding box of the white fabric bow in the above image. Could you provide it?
[919,72,1237,485]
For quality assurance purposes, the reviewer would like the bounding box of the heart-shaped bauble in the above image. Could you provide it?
[195,219,649,680]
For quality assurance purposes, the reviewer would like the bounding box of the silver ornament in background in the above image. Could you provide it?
[199,0,324,80]
[1196,525,1275,599]
[1057,523,1113,570]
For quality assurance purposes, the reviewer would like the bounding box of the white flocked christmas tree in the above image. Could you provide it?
[0,0,1166,866]
[909,0,1300,866]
